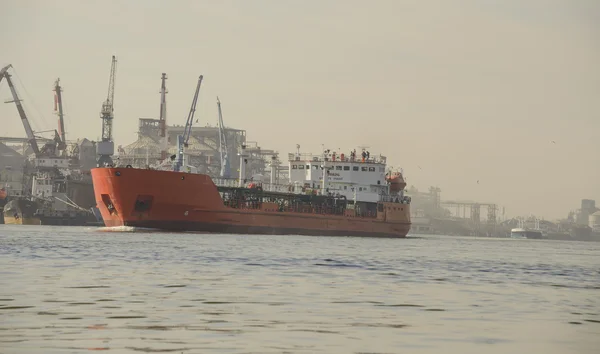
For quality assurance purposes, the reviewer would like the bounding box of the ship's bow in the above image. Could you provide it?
[91,167,224,228]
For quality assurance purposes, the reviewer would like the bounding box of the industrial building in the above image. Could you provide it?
[405,185,504,237]
[0,141,27,197]
[115,118,283,182]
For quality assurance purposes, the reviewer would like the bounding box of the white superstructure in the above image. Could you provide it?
[31,173,69,211]
[288,147,390,203]
[32,157,70,169]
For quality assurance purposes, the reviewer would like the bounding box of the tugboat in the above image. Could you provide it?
[2,170,102,226]
[3,197,41,225]
[28,171,101,226]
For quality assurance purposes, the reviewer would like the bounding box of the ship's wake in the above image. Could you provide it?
[94,226,158,233]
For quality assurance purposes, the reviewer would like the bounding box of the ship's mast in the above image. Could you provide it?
[238,143,247,187]
[159,73,168,160]
[321,145,328,195]
[269,154,279,187]
[217,96,231,178]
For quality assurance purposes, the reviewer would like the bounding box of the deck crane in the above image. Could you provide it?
[1,64,41,157]
[97,55,117,167]
[174,75,203,172]
[216,97,231,178]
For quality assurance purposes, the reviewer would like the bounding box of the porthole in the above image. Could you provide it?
[115,171,121,176]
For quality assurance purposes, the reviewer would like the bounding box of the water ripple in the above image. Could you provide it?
[0,226,598,353]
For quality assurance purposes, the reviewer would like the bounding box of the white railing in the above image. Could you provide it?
[288,152,387,165]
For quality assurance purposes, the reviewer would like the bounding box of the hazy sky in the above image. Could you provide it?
[1,0,599,220]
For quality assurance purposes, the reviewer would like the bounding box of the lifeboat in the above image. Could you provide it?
[386,172,406,193]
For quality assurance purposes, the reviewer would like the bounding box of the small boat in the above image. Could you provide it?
[510,216,544,239]
[510,227,543,239]
[3,198,42,225]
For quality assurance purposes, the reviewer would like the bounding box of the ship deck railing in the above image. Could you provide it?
[379,195,412,204]
[213,178,325,195]
[288,152,386,165]
[221,199,378,219]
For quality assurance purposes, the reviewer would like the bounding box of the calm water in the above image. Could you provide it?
[0,225,599,354]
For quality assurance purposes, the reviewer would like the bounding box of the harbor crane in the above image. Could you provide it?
[174,75,203,172]
[0,64,55,158]
[1,64,40,157]
[1,65,70,164]
[216,97,231,178]
[158,73,168,160]
[97,55,117,167]
[53,78,67,153]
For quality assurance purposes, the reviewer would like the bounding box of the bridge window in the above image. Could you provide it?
[306,165,310,169]
[361,167,368,171]
[298,165,305,169]
[336,166,342,170]
[368,167,375,172]
[353,166,359,171]
[343,166,350,171]
[292,165,297,169]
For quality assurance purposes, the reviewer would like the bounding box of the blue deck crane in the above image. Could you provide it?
[174,75,203,172]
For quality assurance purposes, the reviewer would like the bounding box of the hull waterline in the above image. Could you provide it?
[92,167,411,238]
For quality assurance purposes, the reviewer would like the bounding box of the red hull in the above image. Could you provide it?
[91,167,411,238]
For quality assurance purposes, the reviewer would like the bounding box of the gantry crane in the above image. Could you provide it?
[97,55,117,167]
[216,97,231,178]
[174,75,203,172]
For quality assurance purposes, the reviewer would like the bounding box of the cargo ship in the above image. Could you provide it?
[92,146,412,237]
